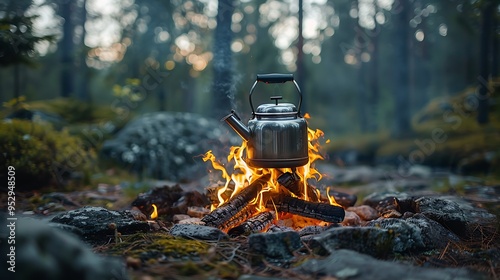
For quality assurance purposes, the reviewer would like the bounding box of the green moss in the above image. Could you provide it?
[0,119,96,189]
[107,233,210,259]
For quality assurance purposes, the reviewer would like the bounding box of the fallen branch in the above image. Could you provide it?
[202,174,271,228]
[228,211,275,237]
[267,195,345,223]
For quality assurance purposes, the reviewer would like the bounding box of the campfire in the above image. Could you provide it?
[142,74,345,236]
[201,114,345,236]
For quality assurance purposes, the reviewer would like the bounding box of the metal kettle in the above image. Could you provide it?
[222,73,308,168]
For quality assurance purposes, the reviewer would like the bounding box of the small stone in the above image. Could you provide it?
[170,224,228,241]
[341,211,362,226]
[249,231,303,260]
[347,205,379,221]
[173,214,191,222]
[126,256,142,269]
[177,217,205,225]
[382,209,402,218]
[187,206,210,218]
[298,225,327,237]
[402,211,414,219]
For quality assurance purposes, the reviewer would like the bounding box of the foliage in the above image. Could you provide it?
[0,119,96,189]
[327,81,500,174]
[0,1,55,67]
[26,97,119,124]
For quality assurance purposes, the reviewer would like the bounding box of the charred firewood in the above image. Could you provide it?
[219,204,258,230]
[277,172,320,201]
[201,174,271,228]
[267,195,345,223]
[278,172,301,195]
[321,190,357,208]
[206,180,235,206]
[228,211,275,237]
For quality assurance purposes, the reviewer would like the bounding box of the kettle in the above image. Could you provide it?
[222,73,308,168]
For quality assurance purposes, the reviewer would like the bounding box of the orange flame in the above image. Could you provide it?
[150,204,158,219]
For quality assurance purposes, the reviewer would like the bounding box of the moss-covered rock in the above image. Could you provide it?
[0,119,96,189]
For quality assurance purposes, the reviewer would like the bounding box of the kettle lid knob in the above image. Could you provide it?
[270,96,282,105]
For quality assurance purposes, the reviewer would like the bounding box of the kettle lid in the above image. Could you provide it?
[254,96,297,116]
[255,103,297,114]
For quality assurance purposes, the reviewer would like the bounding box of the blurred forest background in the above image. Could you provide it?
[1,0,499,188]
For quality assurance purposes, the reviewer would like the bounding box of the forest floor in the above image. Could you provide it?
[6,163,500,280]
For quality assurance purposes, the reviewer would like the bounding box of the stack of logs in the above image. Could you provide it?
[202,172,345,237]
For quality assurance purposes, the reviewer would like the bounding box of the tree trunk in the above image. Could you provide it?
[59,0,75,98]
[392,1,411,137]
[491,3,498,78]
[296,0,305,114]
[78,0,90,102]
[211,0,235,118]
[367,23,379,132]
[477,0,494,124]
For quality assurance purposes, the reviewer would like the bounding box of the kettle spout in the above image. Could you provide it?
[222,110,251,141]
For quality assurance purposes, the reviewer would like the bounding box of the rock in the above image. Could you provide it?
[50,206,150,244]
[170,224,228,241]
[362,192,417,217]
[5,108,66,129]
[311,226,394,257]
[433,196,498,239]
[0,217,127,280]
[341,211,362,226]
[177,217,205,225]
[101,112,239,181]
[367,214,460,253]
[414,197,468,237]
[173,214,191,222]
[131,184,209,219]
[295,249,485,280]
[347,205,379,221]
[187,206,210,218]
[248,231,302,260]
[362,192,412,209]
[298,225,328,237]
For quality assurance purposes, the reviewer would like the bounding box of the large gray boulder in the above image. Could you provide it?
[0,217,128,280]
[101,112,239,181]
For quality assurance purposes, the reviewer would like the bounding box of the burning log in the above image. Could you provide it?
[277,172,301,195]
[219,204,258,231]
[228,211,275,237]
[201,174,271,228]
[267,195,345,223]
[277,172,320,201]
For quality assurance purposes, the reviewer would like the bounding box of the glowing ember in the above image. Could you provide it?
[150,204,158,219]
[203,115,341,229]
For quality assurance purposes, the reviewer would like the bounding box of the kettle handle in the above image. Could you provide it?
[249,73,303,117]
